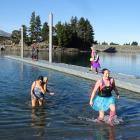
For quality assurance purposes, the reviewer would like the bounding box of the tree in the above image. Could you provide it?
[35,15,42,41]
[70,16,78,34]
[110,42,119,45]
[84,19,94,48]
[131,41,138,46]
[29,12,36,42]
[77,17,94,50]
[55,22,66,47]
[102,41,108,45]
[11,30,21,44]
[41,22,49,42]
[29,12,42,43]
[22,25,29,44]
[55,17,94,49]
[123,43,130,45]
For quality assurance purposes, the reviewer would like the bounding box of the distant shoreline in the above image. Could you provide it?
[93,45,140,53]
[2,44,140,53]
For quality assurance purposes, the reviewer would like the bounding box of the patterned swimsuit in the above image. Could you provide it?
[33,82,44,99]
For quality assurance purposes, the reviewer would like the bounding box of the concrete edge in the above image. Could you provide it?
[4,56,140,93]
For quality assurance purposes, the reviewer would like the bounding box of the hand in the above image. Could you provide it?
[89,100,93,106]
[117,95,120,99]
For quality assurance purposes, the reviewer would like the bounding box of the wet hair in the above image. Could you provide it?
[37,76,43,82]
[101,68,110,74]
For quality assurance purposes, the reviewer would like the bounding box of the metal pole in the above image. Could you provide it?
[21,26,24,58]
[49,13,53,63]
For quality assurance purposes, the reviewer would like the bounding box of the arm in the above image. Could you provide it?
[94,55,99,62]
[39,84,46,94]
[31,82,35,96]
[42,82,50,93]
[43,83,47,93]
[42,82,54,95]
[112,78,120,99]
[89,80,100,106]
[91,51,94,58]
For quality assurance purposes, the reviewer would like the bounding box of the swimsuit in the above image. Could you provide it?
[92,78,116,111]
[33,82,44,99]
[98,78,113,97]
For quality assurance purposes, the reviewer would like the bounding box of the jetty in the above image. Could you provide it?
[5,55,140,93]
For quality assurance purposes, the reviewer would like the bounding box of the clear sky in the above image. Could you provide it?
[0,0,140,44]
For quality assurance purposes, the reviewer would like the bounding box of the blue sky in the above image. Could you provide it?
[0,0,140,44]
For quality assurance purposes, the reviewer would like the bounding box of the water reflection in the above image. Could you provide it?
[88,126,115,140]
[31,107,46,137]
[108,127,115,140]
[20,62,24,80]
[2,50,140,76]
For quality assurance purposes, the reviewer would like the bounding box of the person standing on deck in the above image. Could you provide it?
[31,40,39,61]
[90,46,95,71]
[92,50,101,74]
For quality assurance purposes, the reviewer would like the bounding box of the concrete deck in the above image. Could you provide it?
[5,56,140,93]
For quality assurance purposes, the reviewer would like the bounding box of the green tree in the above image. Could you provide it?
[55,17,94,49]
[22,25,29,44]
[77,17,94,50]
[110,42,119,45]
[55,22,66,47]
[29,11,36,42]
[84,19,94,48]
[35,15,42,41]
[102,41,108,45]
[131,41,138,46]
[70,16,78,34]
[41,22,49,42]
[11,30,21,44]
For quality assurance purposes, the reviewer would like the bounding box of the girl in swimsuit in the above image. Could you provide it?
[31,76,46,107]
[89,68,120,126]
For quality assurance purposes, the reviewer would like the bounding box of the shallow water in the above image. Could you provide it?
[0,57,140,139]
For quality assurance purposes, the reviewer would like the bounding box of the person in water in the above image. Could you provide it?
[31,76,54,107]
[89,68,120,126]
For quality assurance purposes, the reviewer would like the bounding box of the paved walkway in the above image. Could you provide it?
[5,56,140,93]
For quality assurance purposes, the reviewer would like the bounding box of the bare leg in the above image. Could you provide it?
[31,98,38,108]
[109,104,116,126]
[98,111,104,121]
[38,99,44,106]
[90,63,93,71]
[95,68,98,74]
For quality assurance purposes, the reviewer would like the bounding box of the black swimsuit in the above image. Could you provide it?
[98,78,113,97]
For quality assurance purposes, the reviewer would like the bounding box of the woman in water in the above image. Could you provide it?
[89,68,120,126]
[31,76,54,107]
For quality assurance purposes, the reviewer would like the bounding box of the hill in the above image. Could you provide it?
[0,30,11,37]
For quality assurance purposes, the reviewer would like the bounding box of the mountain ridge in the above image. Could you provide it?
[0,30,11,37]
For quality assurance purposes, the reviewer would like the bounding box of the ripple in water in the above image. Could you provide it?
[78,115,124,126]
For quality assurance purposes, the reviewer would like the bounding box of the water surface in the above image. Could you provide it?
[0,57,140,139]
[1,50,140,76]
